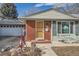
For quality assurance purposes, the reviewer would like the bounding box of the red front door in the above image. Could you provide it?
[44,21,51,42]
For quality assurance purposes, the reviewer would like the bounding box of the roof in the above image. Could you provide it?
[70,14,79,18]
[0,19,25,24]
[21,9,78,20]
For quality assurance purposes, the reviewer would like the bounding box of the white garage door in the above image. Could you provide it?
[0,25,24,36]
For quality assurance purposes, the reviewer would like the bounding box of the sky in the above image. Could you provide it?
[15,3,53,17]
[15,3,77,17]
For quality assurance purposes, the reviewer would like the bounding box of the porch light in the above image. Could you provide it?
[45,25,49,32]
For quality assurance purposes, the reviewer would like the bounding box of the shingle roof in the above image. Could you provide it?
[0,19,25,24]
[21,9,78,20]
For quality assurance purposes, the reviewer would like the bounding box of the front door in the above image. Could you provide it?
[35,21,44,40]
[26,20,51,43]
[44,21,51,41]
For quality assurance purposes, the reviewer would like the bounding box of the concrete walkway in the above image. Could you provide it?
[36,44,57,56]
[52,41,79,47]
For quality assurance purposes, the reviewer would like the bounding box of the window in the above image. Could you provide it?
[58,21,74,34]
[58,22,61,33]
[62,22,69,33]
[36,21,44,38]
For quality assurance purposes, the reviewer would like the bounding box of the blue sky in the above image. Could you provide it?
[15,3,76,17]
[15,3,53,17]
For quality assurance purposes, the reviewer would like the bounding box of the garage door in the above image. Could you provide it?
[0,25,24,36]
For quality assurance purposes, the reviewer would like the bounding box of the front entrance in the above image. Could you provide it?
[26,20,51,43]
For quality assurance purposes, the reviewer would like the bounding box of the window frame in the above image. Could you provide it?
[56,21,75,36]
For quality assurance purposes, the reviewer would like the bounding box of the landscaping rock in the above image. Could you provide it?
[1,48,5,52]
[10,48,18,56]
[26,42,31,47]
[1,45,14,52]
[31,42,36,49]
[0,45,42,56]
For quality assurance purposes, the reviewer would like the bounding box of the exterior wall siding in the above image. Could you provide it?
[52,21,58,41]
[27,20,35,41]
[52,21,57,36]
[75,21,79,36]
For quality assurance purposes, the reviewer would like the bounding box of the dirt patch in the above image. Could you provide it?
[52,46,79,56]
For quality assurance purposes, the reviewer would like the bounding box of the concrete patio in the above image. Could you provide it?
[36,43,57,56]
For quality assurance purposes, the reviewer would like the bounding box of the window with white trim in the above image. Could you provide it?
[58,21,74,34]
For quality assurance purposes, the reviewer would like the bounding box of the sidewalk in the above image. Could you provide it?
[52,41,79,47]
[36,44,57,56]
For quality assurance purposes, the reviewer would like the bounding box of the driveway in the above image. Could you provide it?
[0,37,19,50]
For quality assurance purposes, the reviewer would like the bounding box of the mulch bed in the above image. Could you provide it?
[52,46,79,56]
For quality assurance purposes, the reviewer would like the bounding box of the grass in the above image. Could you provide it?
[52,46,79,56]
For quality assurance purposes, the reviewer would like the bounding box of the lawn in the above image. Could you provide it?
[52,46,79,56]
